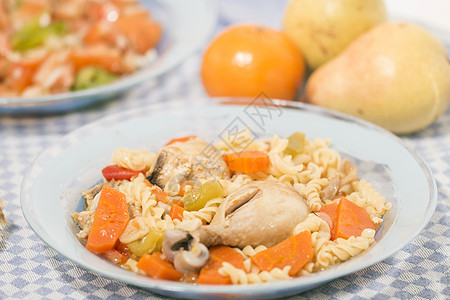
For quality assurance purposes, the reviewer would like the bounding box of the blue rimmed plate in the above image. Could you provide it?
[21,98,437,299]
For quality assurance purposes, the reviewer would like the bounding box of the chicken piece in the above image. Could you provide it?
[72,210,95,240]
[198,181,309,248]
[147,137,230,194]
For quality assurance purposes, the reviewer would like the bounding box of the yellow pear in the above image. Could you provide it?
[283,0,386,70]
[305,22,450,134]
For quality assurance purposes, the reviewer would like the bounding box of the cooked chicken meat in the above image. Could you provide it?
[198,181,309,248]
[147,137,230,193]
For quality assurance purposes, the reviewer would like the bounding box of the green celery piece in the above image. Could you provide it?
[183,180,223,211]
[72,66,118,91]
[127,229,164,257]
[284,132,306,156]
[12,13,67,51]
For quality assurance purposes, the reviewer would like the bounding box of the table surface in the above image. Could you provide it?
[1,1,449,299]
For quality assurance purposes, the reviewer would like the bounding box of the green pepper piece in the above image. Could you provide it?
[12,13,67,52]
[127,229,164,257]
[183,180,223,211]
[284,132,306,156]
[72,66,118,91]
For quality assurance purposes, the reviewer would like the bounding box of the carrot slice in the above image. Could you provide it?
[165,135,197,146]
[335,197,377,240]
[143,179,171,205]
[198,245,245,285]
[86,185,129,253]
[70,46,122,73]
[169,204,185,221]
[137,252,182,281]
[251,230,312,276]
[115,16,162,54]
[223,151,270,173]
[315,202,338,240]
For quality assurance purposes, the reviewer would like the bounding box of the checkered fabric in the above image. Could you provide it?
[1,2,449,299]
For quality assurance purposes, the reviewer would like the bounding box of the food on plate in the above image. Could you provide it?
[201,24,305,100]
[305,22,450,134]
[0,0,162,97]
[73,131,391,284]
[283,0,386,70]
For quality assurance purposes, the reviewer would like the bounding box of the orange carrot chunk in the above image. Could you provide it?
[70,46,122,73]
[137,252,182,281]
[169,204,185,221]
[335,197,377,240]
[143,179,171,205]
[315,202,338,240]
[198,245,245,285]
[86,185,129,253]
[251,230,313,276]
[115,16,162,54]
[223,151,270,173]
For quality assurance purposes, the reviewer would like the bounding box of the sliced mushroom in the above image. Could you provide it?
[198,181,309,248]
[162,229,209,274]
[320,177,340,201]
[147,137,230,190]
[173,243,210,274]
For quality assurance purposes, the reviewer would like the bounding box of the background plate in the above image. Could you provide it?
[0,0,217,114]
[21,98,437,299]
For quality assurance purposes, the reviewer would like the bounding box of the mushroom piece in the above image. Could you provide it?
[173,243,210,274]
[162,229,210,274]
[198,181,309,248]
[147,137,230,192]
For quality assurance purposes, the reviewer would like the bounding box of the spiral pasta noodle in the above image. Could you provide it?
[111,147,156,171]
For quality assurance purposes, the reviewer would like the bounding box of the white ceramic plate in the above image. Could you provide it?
[21,98,437,299]
[0,0,217,114]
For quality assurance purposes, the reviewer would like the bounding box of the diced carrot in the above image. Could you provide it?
[335,197,377,240]
[315,202,338,240]
[115,16,162,54]
[5,56,46,93]
[87,1,121,22]
[169,204,185,221]
[251,230,312,276]
[12,1,48,24]
[137,252,183,281]
[165,135,197,146]
[143,179,171,205]
[83,21,116,45]
[86,185,130,253]
[70,46,122,73]
[223,151,270,173]
[102,249,128,265]
[198,246,245,285]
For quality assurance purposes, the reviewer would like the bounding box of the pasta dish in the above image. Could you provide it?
[0,0,161,97]
[73,131,391,284]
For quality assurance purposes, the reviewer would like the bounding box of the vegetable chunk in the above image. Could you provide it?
[86,185,129,253]
[251,230,312,276]
[198,246,245,284]
[335,197,376,240]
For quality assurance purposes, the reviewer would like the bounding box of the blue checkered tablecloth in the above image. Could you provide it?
[0,1,449,299]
